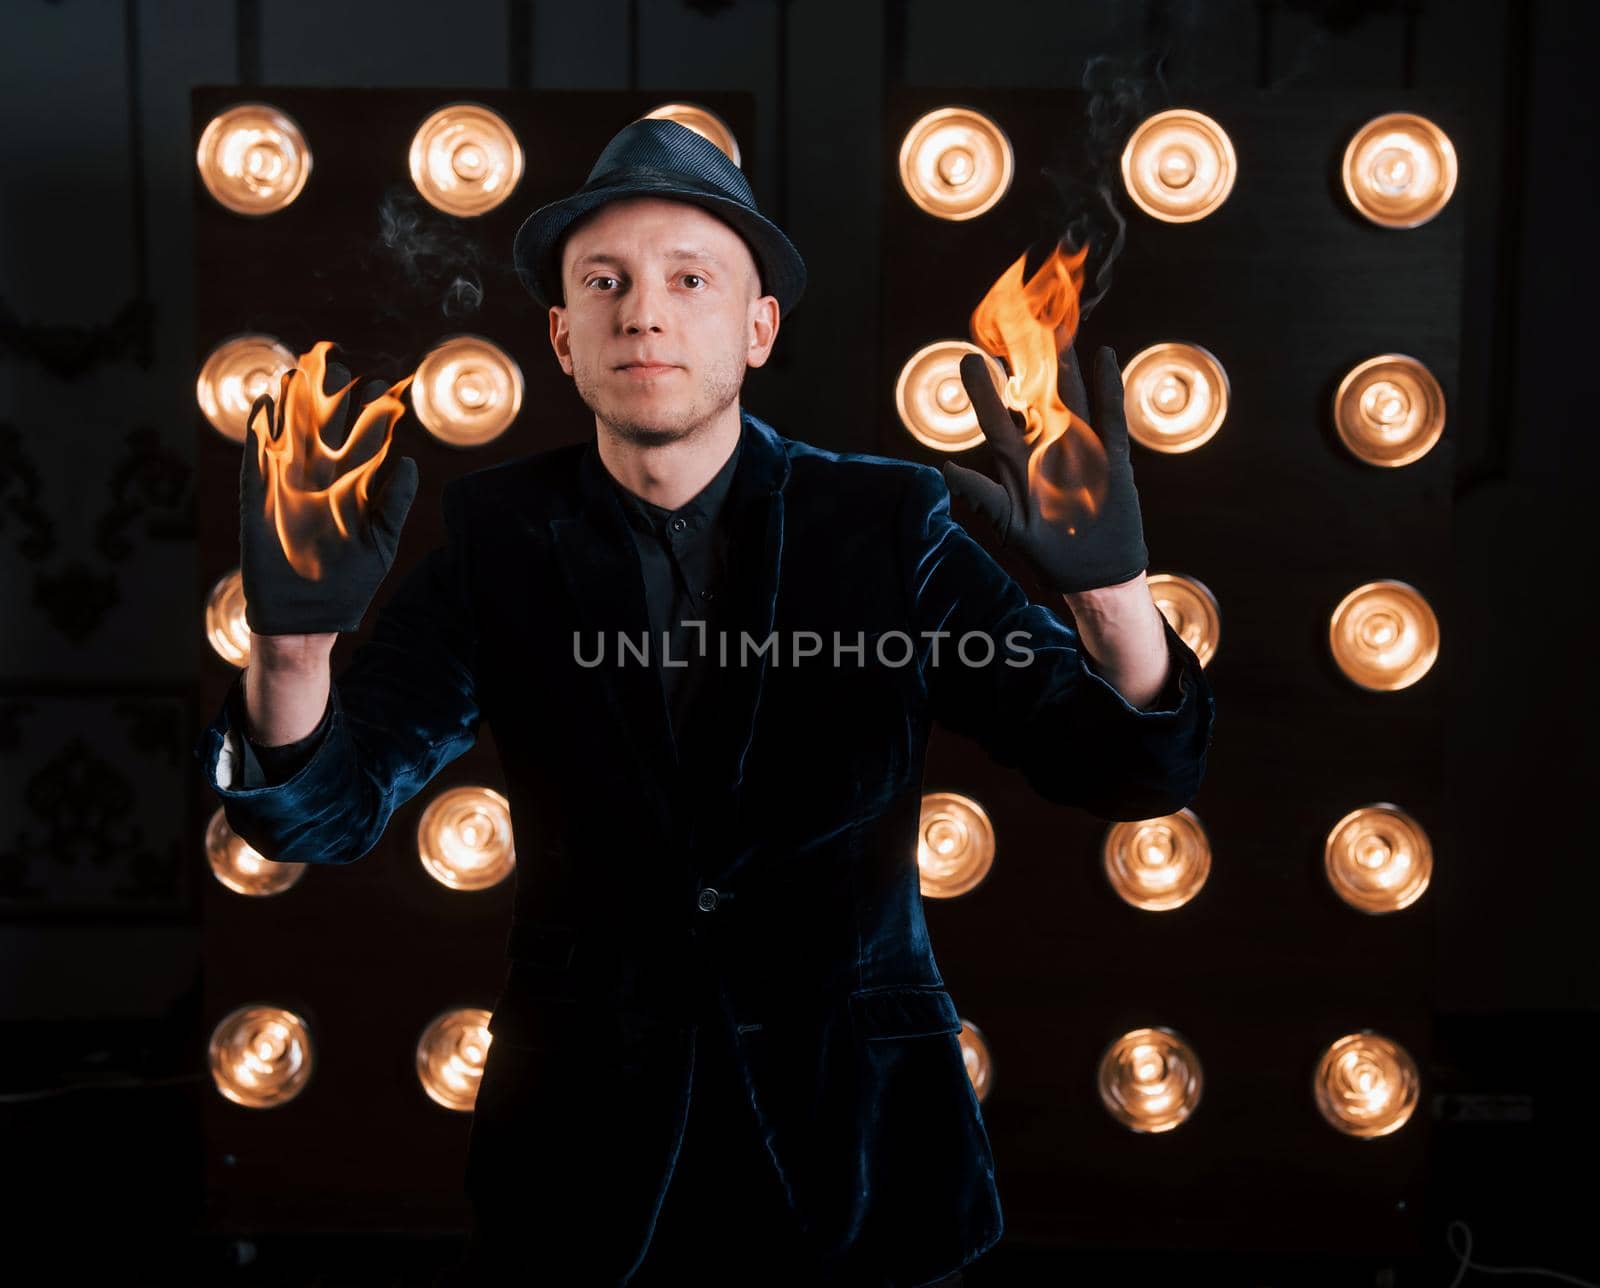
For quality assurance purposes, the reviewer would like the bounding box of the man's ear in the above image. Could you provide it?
[549,304,573,376]
[745,294,780,370]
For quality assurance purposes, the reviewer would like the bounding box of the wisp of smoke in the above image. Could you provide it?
[443,276,484,318]
[371,186,491,320]
[1038,47,1177,327]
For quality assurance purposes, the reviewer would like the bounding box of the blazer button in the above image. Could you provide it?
[696,887,720,912]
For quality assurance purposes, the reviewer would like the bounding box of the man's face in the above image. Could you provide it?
[549,196,780,448]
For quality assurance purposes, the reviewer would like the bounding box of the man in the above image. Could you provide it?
[195,118,1215,1286]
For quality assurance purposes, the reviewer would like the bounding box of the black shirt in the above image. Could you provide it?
[237,428,743,785]
[607,429,742,759]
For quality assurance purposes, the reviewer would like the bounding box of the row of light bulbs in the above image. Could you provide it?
[899,104,1457,228]
[196,99,741,217]
[197,333,522,448]
[917,791,1431,914]
[206,781,1429,916]
[206,1001,1417,1138]
[197,97,1455,232]
[197,327,1447,472]
[898,339,1448,468]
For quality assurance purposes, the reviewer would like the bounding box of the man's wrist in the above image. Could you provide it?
[1060,569,1150,619]
[249,630,337,673]
[1061,572,1173,709]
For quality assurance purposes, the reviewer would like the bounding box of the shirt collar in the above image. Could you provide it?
[610,419,744,536]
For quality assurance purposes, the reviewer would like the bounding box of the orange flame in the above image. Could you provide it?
[968,239,1106,535]
[248,340,415,580]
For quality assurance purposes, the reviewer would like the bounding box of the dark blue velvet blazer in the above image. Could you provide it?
[195,407,1215,1285]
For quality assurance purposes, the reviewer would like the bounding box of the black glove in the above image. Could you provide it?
[240,360,418,635]
[942,343,1149,596]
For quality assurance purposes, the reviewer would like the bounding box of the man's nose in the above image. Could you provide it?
[620,275,669,332]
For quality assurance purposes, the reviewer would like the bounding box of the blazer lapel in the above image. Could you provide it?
[549,445,678,811]
[696,417,786,798]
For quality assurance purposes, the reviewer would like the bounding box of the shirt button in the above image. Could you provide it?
[670,517,688,533]
[696,887,720,912]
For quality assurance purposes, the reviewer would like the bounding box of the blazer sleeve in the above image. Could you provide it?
[898,463,1215,820]
[219,694,332,790]
[192,475,483,863]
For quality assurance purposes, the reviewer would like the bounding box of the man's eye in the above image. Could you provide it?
[587,276,617,290]
[682,274,704,289]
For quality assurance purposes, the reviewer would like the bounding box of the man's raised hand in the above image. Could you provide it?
[940,343,1150,595]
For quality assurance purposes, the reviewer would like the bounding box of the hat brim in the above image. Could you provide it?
[513,170,807,320]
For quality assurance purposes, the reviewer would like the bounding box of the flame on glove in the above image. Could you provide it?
[247,340,415,580]
[968,239,1107,534]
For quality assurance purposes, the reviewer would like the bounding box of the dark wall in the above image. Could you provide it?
[2,0,1594,1281]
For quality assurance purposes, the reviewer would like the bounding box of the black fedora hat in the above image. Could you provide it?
[512,117,807,320]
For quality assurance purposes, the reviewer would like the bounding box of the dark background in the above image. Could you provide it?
[3,1,1596,1284]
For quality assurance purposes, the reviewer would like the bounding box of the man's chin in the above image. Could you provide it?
[595,407,698,446]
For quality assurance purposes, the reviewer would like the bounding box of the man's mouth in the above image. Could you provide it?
[617,363,681,378]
